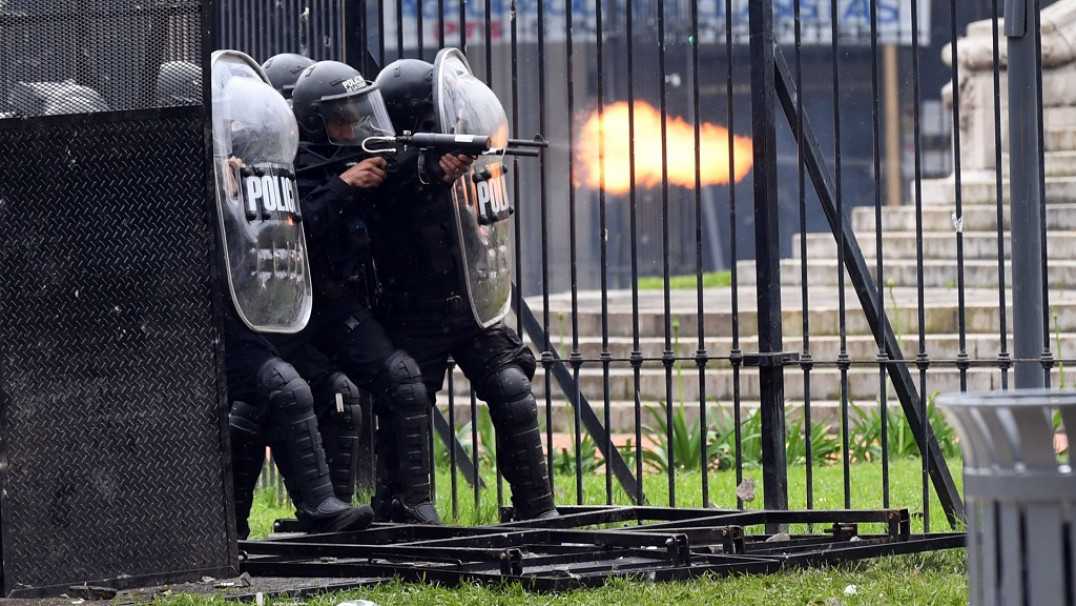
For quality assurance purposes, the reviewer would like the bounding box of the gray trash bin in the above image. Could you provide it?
[937,389,1076,606]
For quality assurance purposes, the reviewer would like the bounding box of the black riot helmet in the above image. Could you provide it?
[261,53,314,100]
[291,60,394,146]
[373,58,434,134]
[155,60,202,106]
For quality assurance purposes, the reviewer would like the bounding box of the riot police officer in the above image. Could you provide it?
[365,56,558,521]
[210,50,374,537]
[284,60,440,524]
[217,53,373,536]
[262,53,314,101]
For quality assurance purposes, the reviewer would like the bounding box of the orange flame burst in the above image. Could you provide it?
[575,101,754,196]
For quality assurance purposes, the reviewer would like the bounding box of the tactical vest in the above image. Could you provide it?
[295,143,373,303]
[364,153,466,313]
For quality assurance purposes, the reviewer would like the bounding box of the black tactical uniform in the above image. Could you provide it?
[278,60,440,524]
[366,58,558,521]
[226,53,372,535]
[222,308,374,538]
[206,52,374,539]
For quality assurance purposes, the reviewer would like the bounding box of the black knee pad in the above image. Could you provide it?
[373,351,428,415]
[477,365,536,422]
[320,371,361,425]
[229,400,265,438]
[327,371,361,406]
[256,358,315,418]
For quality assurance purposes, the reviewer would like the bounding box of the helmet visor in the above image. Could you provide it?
[321,87,395,145]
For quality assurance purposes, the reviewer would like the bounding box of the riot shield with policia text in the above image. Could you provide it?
[211,49,312,333]
[432,47,514,328]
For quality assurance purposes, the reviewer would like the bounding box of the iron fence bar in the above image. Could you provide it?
[357,393,375,495]
[495,505,644,528]
[868,0,891,511]
[724,0,744,512]
[594,0,614,507]
[436,0,445,51]
[238,556,780,591]
[390,527,693,553]
[772,46,965,527]
[649,0,675,510]
[564,0,584,506]
[377,1,385,65]
[484,0,492,81]
[534,0,555,503]
[989,0,1011,391]
[268,520,516,542]
[656,0,676,508]
[1032,3,1050,393]
[1034,2,1052,390]
[457,0,466,50]
[514,286,642,501]
[345,2,372,76]
[792,0,815,521]
[442,360,454,507]
[748,0,789,518]
[687,0,709,510]
[470,391,487,508]
[416,0,424,56]
[619,507,909,537]
[394,0,404,56]
[497,548,698,570]
[626,0,645,509]
[507,0,522,512]
[239,540,519,563]
[948,0,970,398]
[1007,0,1047,390]
[827,0,852,512]
[446,375,458,517]
[752,533,966,562]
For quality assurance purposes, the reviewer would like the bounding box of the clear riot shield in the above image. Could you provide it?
[211,50,312,333]
[432,47,513,328]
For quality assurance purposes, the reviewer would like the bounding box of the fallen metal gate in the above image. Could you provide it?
[236,507,963,593]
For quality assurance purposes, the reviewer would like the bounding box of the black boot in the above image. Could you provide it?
[229,400,267,539]
[259,360,374,533]
[373,352,441,525]
[371,429,440,524]
[484,368,558,521]
[390,497,441,524]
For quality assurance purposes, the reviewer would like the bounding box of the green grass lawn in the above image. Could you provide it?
[236,457,968,606]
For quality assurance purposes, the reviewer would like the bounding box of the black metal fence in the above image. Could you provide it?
[1,2,1065,586]
[207,0,1071,536]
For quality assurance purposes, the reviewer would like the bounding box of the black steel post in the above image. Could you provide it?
[1006,0,1046,389]
[344,0,375,77]
[747,0,788,513]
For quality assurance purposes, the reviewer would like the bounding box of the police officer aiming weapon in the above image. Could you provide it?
[295,130,547,178]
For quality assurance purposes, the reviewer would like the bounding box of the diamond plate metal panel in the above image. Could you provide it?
[0,113,236,596]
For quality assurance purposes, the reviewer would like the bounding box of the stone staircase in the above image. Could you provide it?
[439,122,1076,435]
[442,4,1076,435]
